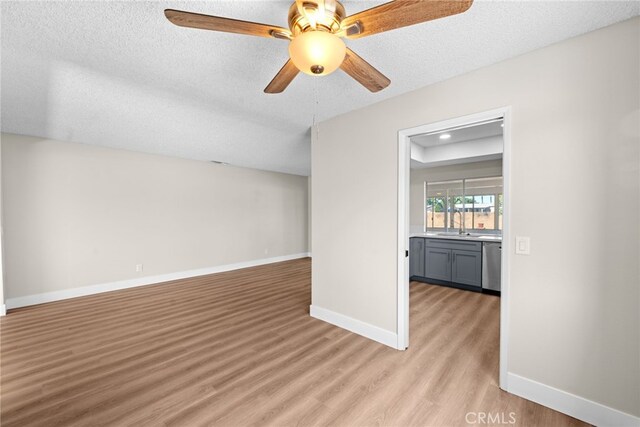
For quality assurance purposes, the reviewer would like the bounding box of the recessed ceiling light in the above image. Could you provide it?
[501,123,504,128]
[439,133,451,140]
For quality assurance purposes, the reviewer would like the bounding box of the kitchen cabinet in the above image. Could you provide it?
[425,247,451,281]
[421,238,482,289]
[409,237,425,277]
[451,250,482,287]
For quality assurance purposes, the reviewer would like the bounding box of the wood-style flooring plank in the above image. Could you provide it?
[1,258,588,426]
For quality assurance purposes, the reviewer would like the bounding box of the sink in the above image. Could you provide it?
[434,232,502,240]
[422,231,502,241]
[474,235,502,240]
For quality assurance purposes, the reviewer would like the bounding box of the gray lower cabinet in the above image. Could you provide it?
[422,238,482,289]
[409,238,425,277]
[451,249,482,287]
[425,247,452,282]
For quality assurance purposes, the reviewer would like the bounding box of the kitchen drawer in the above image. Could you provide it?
[425,238,482,253]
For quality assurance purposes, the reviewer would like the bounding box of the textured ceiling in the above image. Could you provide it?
[2,1,638,175]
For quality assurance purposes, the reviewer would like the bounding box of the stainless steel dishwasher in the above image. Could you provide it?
[482,242,502,292]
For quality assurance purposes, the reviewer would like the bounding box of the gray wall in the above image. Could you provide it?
[1,133,309,300]
[312,18,639,417]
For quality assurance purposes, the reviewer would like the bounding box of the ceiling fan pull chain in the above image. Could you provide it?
[312,84,317,129]
[313,79,320,140]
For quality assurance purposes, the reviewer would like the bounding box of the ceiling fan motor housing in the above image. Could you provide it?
[288,1,346,35]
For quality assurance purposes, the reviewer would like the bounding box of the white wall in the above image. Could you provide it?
[410,159,503,229]
[308,176,312,254]
[312,18,639,419]
[1,133,309,301]
[0,141,5,315]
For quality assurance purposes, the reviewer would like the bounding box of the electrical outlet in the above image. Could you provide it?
[136,264,144,272]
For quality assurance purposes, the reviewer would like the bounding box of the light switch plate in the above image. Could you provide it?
[515,236,530,255]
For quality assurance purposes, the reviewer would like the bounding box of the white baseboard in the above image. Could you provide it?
[5,253,311,310]
[0,304,6,316]
[310,305,399,349]
[507,372,640,427]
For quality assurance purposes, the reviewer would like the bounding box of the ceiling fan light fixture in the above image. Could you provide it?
[288,30,346,76]
[166,0,475,93]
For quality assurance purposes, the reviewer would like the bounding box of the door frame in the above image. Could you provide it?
[396,106,512,390]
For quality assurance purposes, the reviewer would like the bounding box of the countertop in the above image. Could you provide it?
[410,232,502,243]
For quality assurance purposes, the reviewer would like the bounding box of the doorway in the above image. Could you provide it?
[397,107,512,390]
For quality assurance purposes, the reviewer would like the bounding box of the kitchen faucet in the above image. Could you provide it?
[457,211,464,234]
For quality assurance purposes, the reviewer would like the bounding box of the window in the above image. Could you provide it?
[425,176,503,233]
[426,179,463,231]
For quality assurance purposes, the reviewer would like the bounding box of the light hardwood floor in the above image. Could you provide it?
[1,258,587,426]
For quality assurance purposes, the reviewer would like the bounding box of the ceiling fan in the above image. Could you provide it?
[164,0,473,94]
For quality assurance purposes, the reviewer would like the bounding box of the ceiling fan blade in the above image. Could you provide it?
[341,0,473,39]
[340,48,390,92]
[264,60,300,94]
[164,9,292,39]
